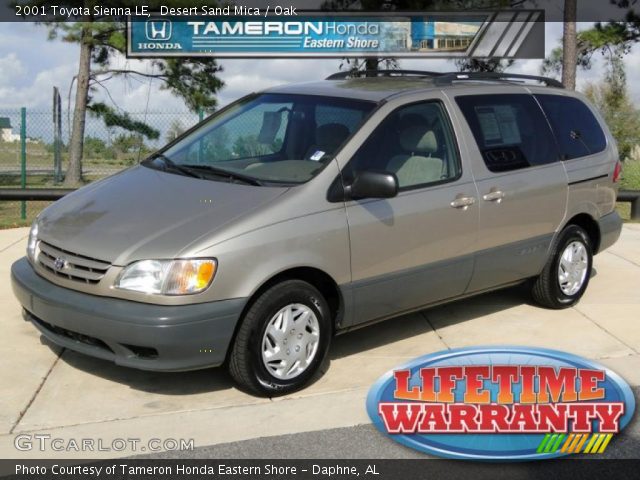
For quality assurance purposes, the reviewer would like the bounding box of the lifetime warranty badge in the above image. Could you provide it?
[366,347,635,460]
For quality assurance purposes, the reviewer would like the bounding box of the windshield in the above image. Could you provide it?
[145,93,375,185]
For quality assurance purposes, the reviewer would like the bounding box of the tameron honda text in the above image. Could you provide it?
[367,347,635,460]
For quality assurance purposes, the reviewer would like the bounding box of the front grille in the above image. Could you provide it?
[37,240,111,284]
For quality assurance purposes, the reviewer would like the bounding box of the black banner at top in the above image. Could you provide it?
[5,0,640,23]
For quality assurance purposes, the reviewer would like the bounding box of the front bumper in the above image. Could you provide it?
[597,210,623,253]
[11,257,246,371]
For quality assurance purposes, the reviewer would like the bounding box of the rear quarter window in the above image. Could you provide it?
[455,94,559,173]
[535,94,607,160]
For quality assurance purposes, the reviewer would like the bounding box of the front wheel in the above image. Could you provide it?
[531,225,593,309]
[228,280,331,396]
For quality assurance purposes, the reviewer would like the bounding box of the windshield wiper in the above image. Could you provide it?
[149,154,204,179]
[181,164,264,186]
[149,155,263,186]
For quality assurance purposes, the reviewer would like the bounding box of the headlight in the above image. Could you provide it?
[27,221,39,261]
[115,259,217,295]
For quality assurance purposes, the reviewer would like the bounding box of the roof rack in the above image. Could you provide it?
[326,70,442,80]
[326,70,564,88]
[433,72,564,88]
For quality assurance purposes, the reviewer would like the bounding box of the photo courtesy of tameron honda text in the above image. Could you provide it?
[2,0,640,474]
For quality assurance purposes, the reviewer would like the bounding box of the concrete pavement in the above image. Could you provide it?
[0,225,639,459]
[145,388,640,459]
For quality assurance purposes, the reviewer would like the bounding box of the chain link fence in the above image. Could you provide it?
[0,109,202,227]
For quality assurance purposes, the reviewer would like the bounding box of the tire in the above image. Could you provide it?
[531,225,593,309]
[228,279,332,396]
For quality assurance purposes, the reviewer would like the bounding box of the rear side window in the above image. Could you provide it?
[456,94,559,173]
[535,94,606,160]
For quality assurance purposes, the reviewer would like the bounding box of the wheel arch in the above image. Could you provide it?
[563,213,601,254]
[224,266,344,365]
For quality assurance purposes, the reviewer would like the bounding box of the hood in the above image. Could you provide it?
[37,166,288,265]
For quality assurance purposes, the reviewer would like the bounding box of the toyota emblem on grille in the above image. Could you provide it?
[53,257,67,271]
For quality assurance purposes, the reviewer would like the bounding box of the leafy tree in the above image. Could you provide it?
[542,22,633,97]
[233,135,266,158]
[322,0,528,74]
[562,0,578,89]
[453,58,513,72]
[232,135,283,158]
[201,127,231,162]
[620,146,640,191]
[584,81,640,161]
[111,133,140,154]
[338,57,400,74]
[111,133,152,164]
[87,102,159,140]
[542,17,640,161]
[588,2,640,49]
[542,5,640,88]
[83,136,113,159]
[30,1,224,186]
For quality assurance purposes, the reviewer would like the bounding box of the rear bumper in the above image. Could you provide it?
[597,210,623,253]
[11,257,246,371]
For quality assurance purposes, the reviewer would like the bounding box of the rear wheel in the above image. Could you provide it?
[228,280,331,396]
[531,225,593,309]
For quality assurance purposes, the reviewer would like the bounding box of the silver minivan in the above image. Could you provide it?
[11,71,623,395]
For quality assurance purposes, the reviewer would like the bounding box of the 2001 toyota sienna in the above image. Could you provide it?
[11,71,623,395]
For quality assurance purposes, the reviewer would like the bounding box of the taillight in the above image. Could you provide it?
[613,161,622,183]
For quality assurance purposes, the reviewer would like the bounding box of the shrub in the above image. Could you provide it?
[621,147,640,191]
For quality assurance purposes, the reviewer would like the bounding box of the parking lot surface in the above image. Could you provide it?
[1,225,639,458]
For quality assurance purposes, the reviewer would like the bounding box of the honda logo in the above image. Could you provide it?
[145,19,172,41]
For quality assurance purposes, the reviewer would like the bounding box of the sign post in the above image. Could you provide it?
[20,107,26,220]
[53,87,63,183]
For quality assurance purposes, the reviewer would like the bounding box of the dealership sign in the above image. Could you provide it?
[127,12,544,58]
[366,347,635,460]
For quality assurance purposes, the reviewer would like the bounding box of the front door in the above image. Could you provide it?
[339,98,479,326]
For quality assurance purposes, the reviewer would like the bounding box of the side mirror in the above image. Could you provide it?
[348,171,399,200]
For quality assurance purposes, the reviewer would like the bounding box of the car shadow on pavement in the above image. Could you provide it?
[38,282,552,396]
[328,284,532,360]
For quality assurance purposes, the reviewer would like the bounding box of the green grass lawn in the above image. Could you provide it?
[0,201,51,229]
[618,158,640,222]
[1,142,134,190]
[621,158,640,192]
[616,202,631,221]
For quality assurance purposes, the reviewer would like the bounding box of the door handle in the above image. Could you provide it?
[450,196,476,209]
[483,190,505,202]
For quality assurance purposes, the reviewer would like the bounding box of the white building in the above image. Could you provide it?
[0,117,20,142]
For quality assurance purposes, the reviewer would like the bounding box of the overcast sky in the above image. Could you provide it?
[0,22,639,115]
